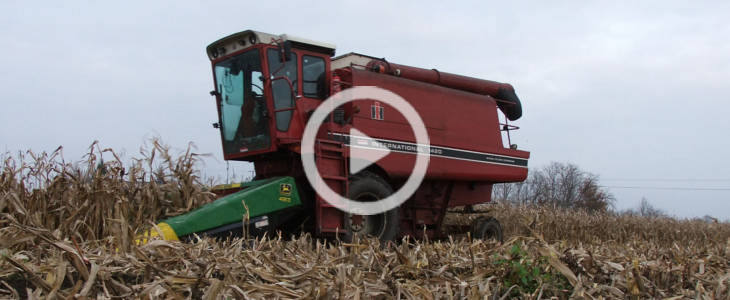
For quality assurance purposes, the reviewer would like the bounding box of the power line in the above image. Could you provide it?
[602,178,730,182]
[601,185,730,191]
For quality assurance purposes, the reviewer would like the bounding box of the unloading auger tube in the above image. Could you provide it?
[366,60,523,121]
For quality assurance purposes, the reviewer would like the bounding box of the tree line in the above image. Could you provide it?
[493,162,615,212]
[491,161,699,219]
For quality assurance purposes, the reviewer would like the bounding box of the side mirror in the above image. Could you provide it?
[280,41,293,62]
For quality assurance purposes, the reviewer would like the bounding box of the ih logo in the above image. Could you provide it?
[301,86,430,215]
[371,101,384,120]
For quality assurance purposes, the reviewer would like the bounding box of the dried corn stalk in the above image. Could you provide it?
[1,141,728,298]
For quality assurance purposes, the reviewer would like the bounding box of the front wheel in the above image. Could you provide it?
[343,171,400,242]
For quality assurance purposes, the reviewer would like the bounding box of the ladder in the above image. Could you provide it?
[314,138,349,234]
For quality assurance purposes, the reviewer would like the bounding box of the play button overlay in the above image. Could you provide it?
[301,86,430,215]
[348,128,391,175]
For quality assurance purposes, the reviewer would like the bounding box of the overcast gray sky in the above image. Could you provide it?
[2,1,729,219]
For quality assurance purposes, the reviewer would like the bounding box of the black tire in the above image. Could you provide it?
[471,216,503,243]
[343,171,400,242]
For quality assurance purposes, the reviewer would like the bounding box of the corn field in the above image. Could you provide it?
[1,142,728,299]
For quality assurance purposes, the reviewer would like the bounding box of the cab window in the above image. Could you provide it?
[302,55,326,99]
[267,49,298,131]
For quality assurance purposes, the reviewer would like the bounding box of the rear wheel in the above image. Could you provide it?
[471,216,503,243]
[343,172,399,242]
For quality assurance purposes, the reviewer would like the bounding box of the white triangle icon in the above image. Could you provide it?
[349,128,391,175]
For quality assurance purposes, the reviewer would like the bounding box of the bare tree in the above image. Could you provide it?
[493,180,513,202]
[577,173,615,211]
[638,197,665,217]
[494,162,615,212]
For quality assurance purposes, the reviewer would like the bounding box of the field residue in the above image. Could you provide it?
[1,143,728,299]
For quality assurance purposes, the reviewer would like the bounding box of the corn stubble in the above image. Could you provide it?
[1,142,728,299]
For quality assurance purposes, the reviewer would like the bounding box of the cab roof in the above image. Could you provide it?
[206,30,336,60]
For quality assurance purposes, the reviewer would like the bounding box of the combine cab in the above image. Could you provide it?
[141,30,529,243]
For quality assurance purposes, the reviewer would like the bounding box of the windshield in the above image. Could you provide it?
[214,49,270,154]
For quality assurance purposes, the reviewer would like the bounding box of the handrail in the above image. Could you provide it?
[499,113,520,148]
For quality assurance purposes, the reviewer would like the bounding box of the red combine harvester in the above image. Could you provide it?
[140,30,529,243]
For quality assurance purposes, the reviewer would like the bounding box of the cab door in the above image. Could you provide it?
[267,48,330,142]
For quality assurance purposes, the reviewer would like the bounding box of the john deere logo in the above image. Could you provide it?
[279,183,292,196]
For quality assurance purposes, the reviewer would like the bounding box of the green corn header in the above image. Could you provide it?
[137,177,301,243]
